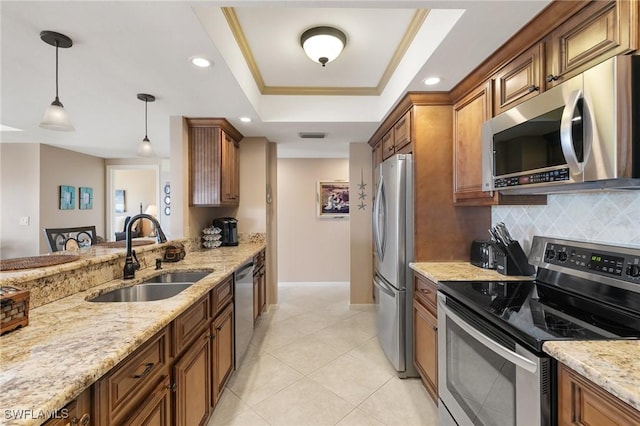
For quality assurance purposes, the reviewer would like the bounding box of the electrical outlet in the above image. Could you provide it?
[19,216,30,226]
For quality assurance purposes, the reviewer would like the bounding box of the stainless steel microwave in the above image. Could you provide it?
[482,55,639,194]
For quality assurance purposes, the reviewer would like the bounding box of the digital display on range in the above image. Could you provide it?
[587,253,624,276]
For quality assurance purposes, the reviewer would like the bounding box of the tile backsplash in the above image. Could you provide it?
[492,192,640,253]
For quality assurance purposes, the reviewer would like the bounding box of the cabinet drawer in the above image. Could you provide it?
[212,275,233,317]
[414,274,437,316]
[94,328,170,425]
[173,294,210,356]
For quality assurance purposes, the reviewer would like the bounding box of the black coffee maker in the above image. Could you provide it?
[213,217,239,246]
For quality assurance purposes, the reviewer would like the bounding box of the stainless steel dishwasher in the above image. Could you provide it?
[234,260,254,367]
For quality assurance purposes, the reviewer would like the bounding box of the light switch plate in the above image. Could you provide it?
[19,216,30,226]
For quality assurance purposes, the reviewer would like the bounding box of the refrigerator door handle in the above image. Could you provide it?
[374,274,396,297]
[373,173,386,262]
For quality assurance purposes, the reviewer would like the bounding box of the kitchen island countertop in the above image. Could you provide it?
[0,242,265,426]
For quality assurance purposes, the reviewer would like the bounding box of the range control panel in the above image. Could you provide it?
[494,168,570,188]
[543,242,640,283]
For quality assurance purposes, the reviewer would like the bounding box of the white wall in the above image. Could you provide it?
[493,192,640,253]
[0,144,40,259]
[277,158,350,283]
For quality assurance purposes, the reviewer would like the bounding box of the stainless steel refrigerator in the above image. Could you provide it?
[373,153,417,378]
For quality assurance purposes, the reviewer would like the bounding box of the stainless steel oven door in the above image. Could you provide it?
[437,292,550,426]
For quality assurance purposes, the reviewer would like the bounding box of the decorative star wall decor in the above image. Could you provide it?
[358,168,367,210]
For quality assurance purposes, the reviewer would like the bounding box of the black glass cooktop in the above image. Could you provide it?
[438,280,640,352]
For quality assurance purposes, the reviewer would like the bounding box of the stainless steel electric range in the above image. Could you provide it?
[437,236,640,426]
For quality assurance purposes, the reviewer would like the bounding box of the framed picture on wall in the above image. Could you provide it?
[317,180,349,218]
[59,185,75,210]
[79,187,93,210]
[115,189,126,213]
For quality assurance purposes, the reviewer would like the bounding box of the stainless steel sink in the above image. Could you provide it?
[88,270,212,302]
[141,271,211,284]
[89,283,194,302]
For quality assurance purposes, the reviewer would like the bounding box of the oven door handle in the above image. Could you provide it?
[439,299,538,374]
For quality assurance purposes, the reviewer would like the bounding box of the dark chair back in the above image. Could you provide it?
[44,226,97,252]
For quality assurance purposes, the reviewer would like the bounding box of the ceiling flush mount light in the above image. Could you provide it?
[423,77,441,86]
[39,31,74,131]
[300,26,347,67]
[137,93,156,157]
[190,56,211,68]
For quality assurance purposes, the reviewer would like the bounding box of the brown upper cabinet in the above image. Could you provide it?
[186,118,243,207]
[545,0,638,88]
[492,42,545,115]
[453,82,495,206]
[393,110,412,152]
[381,129,395,160]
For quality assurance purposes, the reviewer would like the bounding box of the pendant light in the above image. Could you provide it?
[39,31,74,131]
[136,93,155,157]
[300,26,347,67]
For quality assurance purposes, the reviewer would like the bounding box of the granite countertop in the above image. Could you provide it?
[544,340,640,411]
[409,261,534,283]
[0,242,265,426]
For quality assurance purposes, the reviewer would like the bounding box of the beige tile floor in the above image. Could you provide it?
[207,284,438,426]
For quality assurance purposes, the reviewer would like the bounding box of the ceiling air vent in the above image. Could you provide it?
[298,132,326,139]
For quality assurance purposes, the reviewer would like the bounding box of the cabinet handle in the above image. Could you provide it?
[132,362,154,379]
[528,85,539,93]
[166,382,177,392]
[79,414,90,426]
[420,288,431,294]
[546,74,558,83]
[432,325,438,331]
[216,325,223,331]
[387,146,394,152]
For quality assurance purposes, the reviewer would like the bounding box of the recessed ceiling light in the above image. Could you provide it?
[240,117,252,123]
[423,77,441,86]
[190,57,211,68]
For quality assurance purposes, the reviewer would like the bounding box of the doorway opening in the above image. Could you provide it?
[106,165,160,242]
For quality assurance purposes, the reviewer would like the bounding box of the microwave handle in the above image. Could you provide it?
[560,89,584,176]
[438,296,538,374]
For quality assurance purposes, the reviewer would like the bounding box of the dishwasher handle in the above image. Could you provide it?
[235,262,254,281]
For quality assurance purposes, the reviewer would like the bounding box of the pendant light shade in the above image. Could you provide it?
[136,93,156,157]
[39,31,74,131]
[300,26,347,67]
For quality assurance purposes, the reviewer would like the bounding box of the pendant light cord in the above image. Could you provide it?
[144,99,148,139]
[55,40,59,102]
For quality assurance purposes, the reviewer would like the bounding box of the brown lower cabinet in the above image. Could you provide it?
[92,276,236,426]
[212,303,234,406]
[413,274,438,402]
[173,329,211,426]
[558,363,640,426]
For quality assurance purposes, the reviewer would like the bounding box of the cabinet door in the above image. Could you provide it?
[221,131,240,204]
[546,0,638,88]
[381,129,395,160]
[212,303,235,406]
[173,330,211,426]
[189,126,222,206]
[258,266,266,315]
[393,110,411,151]
[453,82,496,205]
[43,389,91,426]
[413,299,438,402]
[493,43,544,115]
[558,363,640,426]
[124,377,172,426]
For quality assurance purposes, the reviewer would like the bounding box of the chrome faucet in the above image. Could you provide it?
[123,214,167,279]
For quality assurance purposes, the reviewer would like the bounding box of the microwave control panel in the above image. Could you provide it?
[494,168,570,188]
[543,242,640,283]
